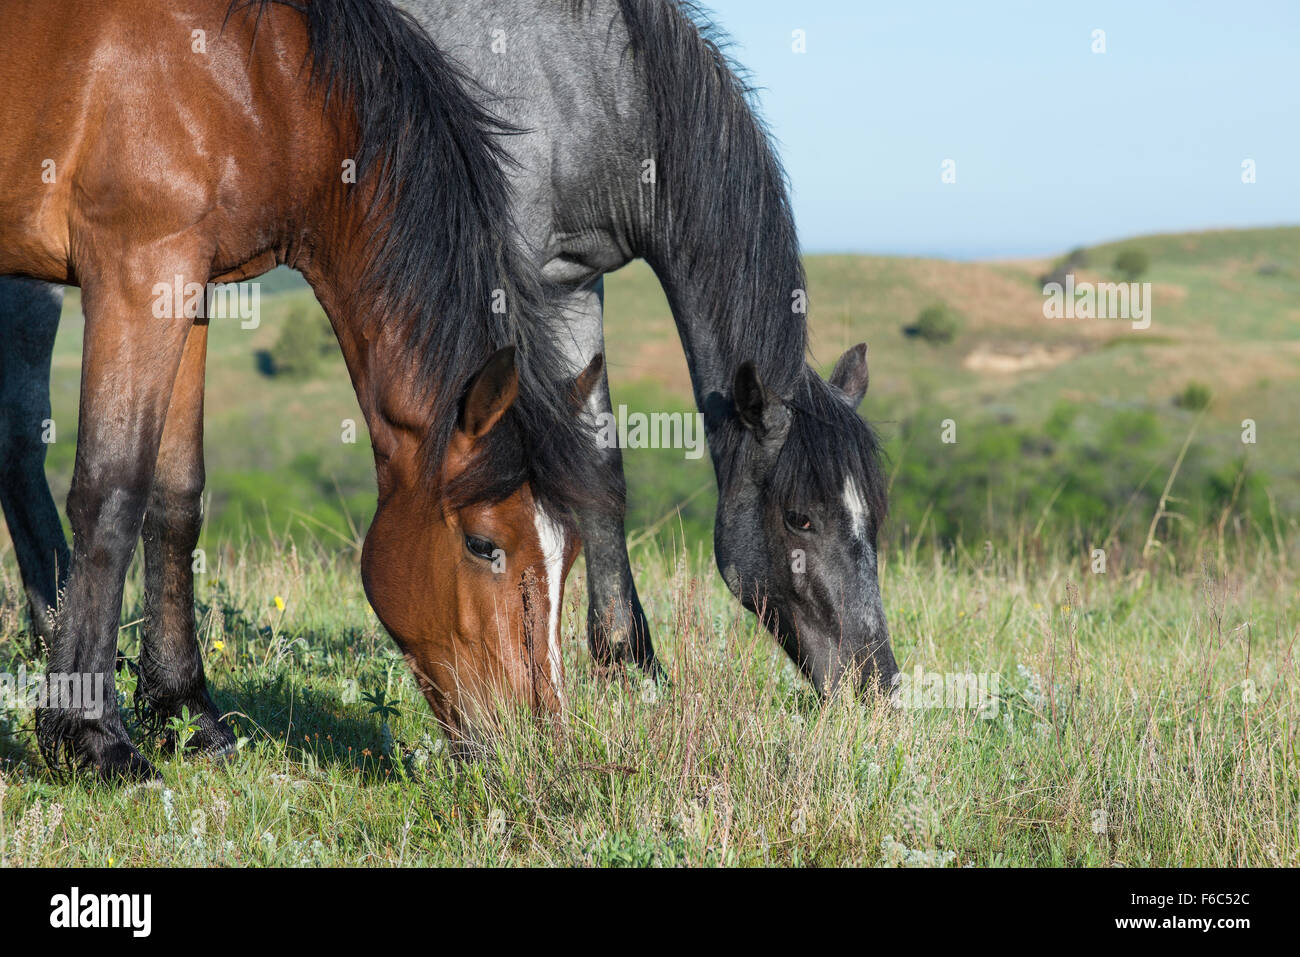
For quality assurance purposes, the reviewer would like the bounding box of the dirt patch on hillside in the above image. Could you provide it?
[962,343,1082,373]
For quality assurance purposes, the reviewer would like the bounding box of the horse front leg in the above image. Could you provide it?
[559,279,660,678]
[35,256,199,782]
[137,319,235,758]
[0,277,71,655]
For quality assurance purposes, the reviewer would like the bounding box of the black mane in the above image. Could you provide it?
[602,0,889,523]
[602,0,807,398]
[229,0,612,521]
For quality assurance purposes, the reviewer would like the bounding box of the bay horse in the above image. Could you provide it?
[0,0,612,781]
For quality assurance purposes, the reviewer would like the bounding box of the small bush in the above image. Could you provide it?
[263,308,336,379]
[1114,248,1150,281]
[1063,246,1090,268]
[1039,247,1089,287]
[903,304,960,345]
[1175,381,1212,411]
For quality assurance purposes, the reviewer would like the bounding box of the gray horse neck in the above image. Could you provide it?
[647,235,808,424]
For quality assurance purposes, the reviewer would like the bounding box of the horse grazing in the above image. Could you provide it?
[398,0,898,695]
[0,0,612,780]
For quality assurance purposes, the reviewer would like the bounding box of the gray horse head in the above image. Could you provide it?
[711,343,897,697]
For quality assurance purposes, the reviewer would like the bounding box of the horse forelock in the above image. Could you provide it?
[714,368,888,531]
[444,381,612,527]
[777,372,889,525]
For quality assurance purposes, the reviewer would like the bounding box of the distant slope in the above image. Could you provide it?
[1088,225,1300,271]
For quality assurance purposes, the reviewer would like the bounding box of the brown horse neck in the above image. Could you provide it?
[298,235,435,499]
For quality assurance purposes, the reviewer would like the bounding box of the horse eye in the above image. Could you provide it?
[465,534,498,560]
[784,510,814,533]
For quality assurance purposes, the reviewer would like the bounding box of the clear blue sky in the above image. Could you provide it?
[704,0,1299,258]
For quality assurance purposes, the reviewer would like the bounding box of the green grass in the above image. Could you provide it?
[1,528,1295,866]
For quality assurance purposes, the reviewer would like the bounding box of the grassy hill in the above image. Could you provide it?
[22,224,1300,558]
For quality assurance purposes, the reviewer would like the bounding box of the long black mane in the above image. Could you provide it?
[599,0,805,396]
[600,0,889,522]
[229,0,612,520]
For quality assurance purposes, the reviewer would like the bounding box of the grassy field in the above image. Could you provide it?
[1,226,1297,866]
[1,533,1293,866]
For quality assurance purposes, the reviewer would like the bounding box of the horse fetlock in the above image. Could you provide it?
[586,597,657,674]
[35,707,157,783]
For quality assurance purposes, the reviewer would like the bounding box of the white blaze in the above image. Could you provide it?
[843,476,868,540]
[533,506,567,703]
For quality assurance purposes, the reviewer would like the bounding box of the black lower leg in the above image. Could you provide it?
[36,476,156,782]
[0,445,70,657]
[0,276,70,656]
[580,449,661,678]
[555,279,660,677]
[136,489,233,756]
[136,323,233,758]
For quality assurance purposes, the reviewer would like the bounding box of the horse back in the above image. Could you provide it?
[0,0,335,285]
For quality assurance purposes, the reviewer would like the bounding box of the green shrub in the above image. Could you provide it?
[1114,247,1150,281]
[880,403,1272,549]
[1175,382,1212,410]
[264,308,335,379]
[1043,402,1079,441]
[903,304,960,345]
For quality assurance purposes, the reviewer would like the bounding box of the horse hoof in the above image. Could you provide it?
[96,741,160,785]
[187,713,239,763]
[138,691,237,760]
[172,731,238,763]
[36,708,158,785]
[201,739,239,764]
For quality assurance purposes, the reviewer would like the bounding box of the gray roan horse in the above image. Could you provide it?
[0,0,897,699]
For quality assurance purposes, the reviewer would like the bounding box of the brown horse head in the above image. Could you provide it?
[361,347,604,738]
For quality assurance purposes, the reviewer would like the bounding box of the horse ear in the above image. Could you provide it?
[571,352,604,409]
[829,343,869,409]
[460,346,518,439]
[733,362,790,443]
